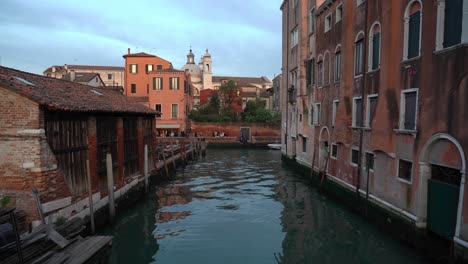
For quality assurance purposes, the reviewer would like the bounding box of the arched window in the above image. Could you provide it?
[206,64,210,72]
[334,45,342,81]
[403,1,422,60]
[368,22,381,71]
[354,31,365,76]
[324,51,330,85]
[317,54,324,87]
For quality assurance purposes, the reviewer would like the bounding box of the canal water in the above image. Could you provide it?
[100,149,426,263]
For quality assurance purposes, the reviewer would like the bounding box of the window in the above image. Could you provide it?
[291,28,299,47]
[157,64,163,70]
[368,23,381,71]
[366,152,374,171]
[366,95,378,127]
[153,77,163,90]
[302,137,307,153]
[353,97,363,127]
[146,64,153,72]
[332,100,339,126]
[404,1,422,60]
[398,159,413,182]
[317,57,324,86]
[108,74,112,80]
[171,104,178,118]
[400,89,418,130]
[306,58,315,86]
[314,103,321,125]
[325,13,332,32]
[436,0,463,50]
[336,4,343,23]
[299,114,302,122]
[131,83,136,94]
[155,104,162,118]
[331,144,338,159]
[351,149,360,165]
[324,52,330,85]
[170,77,179,90]
[129,64,138,73]
[334,50,341,81]
[310,8,316,33]
[355,34,364,76]
[309,103,314,126]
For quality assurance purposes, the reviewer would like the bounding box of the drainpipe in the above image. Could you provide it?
[285,1,290,157]
[356,1,369,197]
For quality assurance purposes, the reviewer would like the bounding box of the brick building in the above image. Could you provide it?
[281,0,468,255]
[43,64,125,87]
[123,49,194,135]
[0,66,158,225]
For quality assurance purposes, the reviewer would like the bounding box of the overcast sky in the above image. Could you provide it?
[0,0,283,80]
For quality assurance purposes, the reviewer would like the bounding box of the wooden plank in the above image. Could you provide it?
[65,236,112,264]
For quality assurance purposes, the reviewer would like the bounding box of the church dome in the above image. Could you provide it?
[181,63,202,77]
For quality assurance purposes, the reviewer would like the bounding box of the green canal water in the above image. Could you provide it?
[100,149,426,263]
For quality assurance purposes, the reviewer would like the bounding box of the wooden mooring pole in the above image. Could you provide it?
[86,160,95,234]
[162,143,169,176]
[144,145,149,193]
[106,153,115,223]
[170,140,176,169]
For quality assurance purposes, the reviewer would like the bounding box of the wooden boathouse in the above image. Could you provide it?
[0,66,159,226]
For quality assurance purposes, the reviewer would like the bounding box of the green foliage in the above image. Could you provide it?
[241,99,279,123]
[219,80,239,110]
[54,216,66,227]
[0,196,10,208]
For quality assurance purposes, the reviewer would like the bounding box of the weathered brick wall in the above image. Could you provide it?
[191,122,281,139]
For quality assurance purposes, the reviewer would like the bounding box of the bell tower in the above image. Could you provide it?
[201,49,212,90]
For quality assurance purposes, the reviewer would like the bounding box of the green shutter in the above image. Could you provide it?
[444,0,463,48]
[408,11,421,59]
[372,33,380,70]
[306,60,311,86]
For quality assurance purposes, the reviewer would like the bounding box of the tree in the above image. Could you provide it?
[219,80,240,111]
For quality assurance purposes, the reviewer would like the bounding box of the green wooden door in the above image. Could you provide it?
[427,179,459,240]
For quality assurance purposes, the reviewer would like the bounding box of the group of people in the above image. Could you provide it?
[212,131,227,138]
[156,130,186,137]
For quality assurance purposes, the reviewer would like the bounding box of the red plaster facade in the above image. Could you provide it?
[282,0,468,249]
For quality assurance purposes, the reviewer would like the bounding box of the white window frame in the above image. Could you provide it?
[332,100,339,127]
[171,103,179,118]
[309,102,314,127]
[397,158,413,184]
[310,7,316,33]
[352,96,362,127]
[291,28,299,47]
[350,147,360,166]
[153,77,163,90]
[170,77,179,90]
[334,45,342,82]
[331,144,338,160]
[403,0,423,61]
[314,103,321,125]
[354,31,365,77]
[317,55,324,87]
[336,4,343,23]
[130,64,137,74]
[435,0,468,51]
[325,13,332,32]
[365,94,378,128]
[399,88,419,131]
[146,64,153,72]
[368,22,382,72]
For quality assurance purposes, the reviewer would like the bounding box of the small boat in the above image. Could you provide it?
[267,144,281,150]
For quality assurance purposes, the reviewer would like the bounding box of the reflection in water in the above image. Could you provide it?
[101,149,425,264]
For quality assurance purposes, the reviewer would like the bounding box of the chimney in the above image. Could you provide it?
[128,48,131,54]
[52,66,56,73]
[70,70,75,82]
[64,64,68,71]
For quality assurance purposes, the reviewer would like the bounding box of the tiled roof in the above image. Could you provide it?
[123,52,156,58]
[0,66,155,115]
[212,76,272,87]
[43,65,124,74]
[62,72,100,83]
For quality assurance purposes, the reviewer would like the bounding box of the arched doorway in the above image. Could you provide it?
[318,127,330,172]
[419,134,466,240]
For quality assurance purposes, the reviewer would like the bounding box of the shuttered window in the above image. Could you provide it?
[355,39,364,75]
[335,51,341,81]
[372,33,380,70]
[404,91,417,130]
[444,0,463,48]
[408,11,421,59]
[318,60,324,86]
[354,98,363,127]
[306,59,312,86]
[368,96,378,126]
[153,77,163,90]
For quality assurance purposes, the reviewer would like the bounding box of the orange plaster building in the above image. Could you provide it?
[123,49,194,134]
